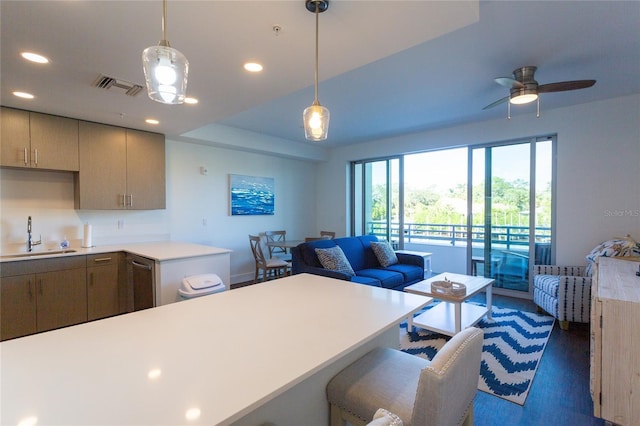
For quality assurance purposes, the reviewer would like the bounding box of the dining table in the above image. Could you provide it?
[265,239,305,250]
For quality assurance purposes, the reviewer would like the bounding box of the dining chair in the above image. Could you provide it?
[249,235,289,283]
[320,230,336,239]
[264,230,292,260]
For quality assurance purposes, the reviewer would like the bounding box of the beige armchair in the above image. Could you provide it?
[327,327,483,426]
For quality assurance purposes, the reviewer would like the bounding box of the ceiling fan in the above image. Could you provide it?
[483,66,596,117]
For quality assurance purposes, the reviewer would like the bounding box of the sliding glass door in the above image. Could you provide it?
[352,158,401,245]
[469,137,554,295]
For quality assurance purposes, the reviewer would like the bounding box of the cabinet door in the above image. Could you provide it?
[126,129,166,209]
[36,268,87,332]
[78,121,127,209]
[30,112,79,171]
[1,275,37,340]
[87,254,120,321]
[0,107,30,168]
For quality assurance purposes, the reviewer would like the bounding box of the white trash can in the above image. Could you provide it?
[178,274,226,300]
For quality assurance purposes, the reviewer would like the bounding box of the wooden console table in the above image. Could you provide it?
[590,257,640,425]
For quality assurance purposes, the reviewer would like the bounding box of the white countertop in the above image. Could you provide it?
[0,274,430,425]
[0,241,232,263]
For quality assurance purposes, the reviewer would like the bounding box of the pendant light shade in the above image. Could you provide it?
[303,0,330,141]
[142,0,188,105]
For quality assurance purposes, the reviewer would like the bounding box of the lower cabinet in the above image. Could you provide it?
[1,253,128,341]
[87,252,121,321]
[37,268,87,332]
[1,275,37,340]
[1,257,87,340]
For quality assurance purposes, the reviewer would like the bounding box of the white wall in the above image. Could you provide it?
[0,140,317,284]
[316,94,640,266]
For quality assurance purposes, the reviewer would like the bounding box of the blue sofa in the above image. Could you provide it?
[291,235,424,291]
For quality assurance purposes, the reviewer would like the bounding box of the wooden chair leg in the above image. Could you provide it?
[329,404,348,426]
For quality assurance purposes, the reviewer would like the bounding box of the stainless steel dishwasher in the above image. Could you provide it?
[126,254,156,311]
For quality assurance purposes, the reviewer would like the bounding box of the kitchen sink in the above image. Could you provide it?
[0,249,77,259]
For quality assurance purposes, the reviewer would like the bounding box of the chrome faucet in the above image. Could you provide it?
[27,216,42,252]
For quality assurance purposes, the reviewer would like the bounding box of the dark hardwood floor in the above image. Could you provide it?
[469,293,603,426]
[232,280,603,425]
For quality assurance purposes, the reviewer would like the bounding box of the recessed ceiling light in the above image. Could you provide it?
[13,91,35,99]
[184,97,198,104]
[243,62,263,73]
[145,119,159,125]
[21,52,49,64]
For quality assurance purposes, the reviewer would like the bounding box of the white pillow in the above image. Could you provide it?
[370,241,399,267]
[367,408,403,426]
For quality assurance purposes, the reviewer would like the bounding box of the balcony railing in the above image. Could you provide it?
[366,221,551,250]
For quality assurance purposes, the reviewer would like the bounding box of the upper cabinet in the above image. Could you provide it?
[77,121,165,210]
[0,107,79,171]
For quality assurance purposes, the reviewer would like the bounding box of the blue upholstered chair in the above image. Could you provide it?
[533,265,591,330]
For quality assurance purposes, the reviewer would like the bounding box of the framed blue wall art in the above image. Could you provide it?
[229,174,275,215]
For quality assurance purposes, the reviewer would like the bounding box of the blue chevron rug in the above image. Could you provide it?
[399,303,554,405]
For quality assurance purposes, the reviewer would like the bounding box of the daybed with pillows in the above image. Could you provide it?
[290,235,424,291]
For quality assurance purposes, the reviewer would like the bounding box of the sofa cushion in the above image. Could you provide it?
[316,246,355,276]
[356,268,404,289]
[370,241,398,267]
[335,237,369,271]
[384,263,423,283]
[350,275,382,287]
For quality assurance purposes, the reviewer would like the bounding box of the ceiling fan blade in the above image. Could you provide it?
[482,96,509,110]
[494,77,524,89]
[538,80,596,93]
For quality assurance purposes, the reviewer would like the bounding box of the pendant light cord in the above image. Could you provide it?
[313,2,319,104]
[160,0,169,46]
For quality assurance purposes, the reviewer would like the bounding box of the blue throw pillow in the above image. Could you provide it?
[315,246,355,276]
[370,241,398,267]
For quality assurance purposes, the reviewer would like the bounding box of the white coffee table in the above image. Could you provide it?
[404,272,494,336]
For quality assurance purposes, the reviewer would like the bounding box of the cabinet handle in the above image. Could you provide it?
[128,194,133,207]
[93,257,112,263]
[23,147,28,166]
[131,260,152,270]
[121,194,126,207]
[27,278,33,299]
[89,271,94,286]
[38,277,43,295]
[34,148,38,166]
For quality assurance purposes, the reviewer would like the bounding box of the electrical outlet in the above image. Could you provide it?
[118,219,124,229]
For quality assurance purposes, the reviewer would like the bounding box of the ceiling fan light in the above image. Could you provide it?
[142,45,188,104]
[303,103,330,141]
[510,93,538,104]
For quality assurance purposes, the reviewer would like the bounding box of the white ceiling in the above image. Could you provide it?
[2,1,639,149]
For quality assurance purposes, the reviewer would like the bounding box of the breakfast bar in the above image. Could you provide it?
[0,273,431,425]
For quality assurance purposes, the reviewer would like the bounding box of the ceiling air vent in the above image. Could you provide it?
[92,74,144,96]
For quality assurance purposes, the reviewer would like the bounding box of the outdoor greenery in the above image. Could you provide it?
[369,177,552,228]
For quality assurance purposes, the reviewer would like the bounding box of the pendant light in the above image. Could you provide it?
[303,0,330,141]
[142,0,189,104]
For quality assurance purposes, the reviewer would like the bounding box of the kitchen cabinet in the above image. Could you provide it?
[1,275,37,340]
[0,107,79,170]
[77,121,165,210]
[0,256,87,340]
[87,252,122,321]
[590,257,640,425]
